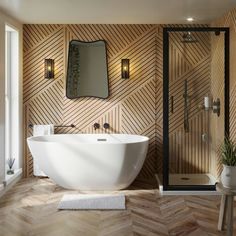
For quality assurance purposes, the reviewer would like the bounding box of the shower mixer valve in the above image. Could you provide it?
[199,97,220,117]
[212,98,220,116]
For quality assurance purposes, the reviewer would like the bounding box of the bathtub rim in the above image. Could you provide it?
[27,133,149,145]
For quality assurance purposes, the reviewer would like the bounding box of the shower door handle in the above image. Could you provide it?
[170,96,174,113]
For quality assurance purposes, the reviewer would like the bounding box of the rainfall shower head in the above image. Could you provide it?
[181,32,198,43]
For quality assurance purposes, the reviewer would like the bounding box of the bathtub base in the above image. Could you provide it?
[27,134,149,191]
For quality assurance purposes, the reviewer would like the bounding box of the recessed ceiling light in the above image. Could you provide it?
[187,17,194,22]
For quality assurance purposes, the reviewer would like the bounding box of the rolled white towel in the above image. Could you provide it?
[33,124,54,176]
[33,124,54,136]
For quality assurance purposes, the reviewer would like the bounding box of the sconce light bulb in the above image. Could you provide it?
[45,59,54,79]
[121,58,130,79]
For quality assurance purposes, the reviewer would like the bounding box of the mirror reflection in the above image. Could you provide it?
[66,40,109,99]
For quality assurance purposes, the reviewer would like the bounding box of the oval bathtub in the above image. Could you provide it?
[27,134,149,190]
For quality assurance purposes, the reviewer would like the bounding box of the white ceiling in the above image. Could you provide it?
[0,0,236,24]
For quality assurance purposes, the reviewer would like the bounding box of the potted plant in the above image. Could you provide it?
[220,137,236,189]
[7,157,15,175]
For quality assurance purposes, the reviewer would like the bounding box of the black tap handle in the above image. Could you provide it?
[103,123,110,129]
[93,123,100,130]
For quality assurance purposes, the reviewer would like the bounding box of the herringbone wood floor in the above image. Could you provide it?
[0,178,235,236]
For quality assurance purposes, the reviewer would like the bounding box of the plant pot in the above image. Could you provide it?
[7,169,14,175]
[221,164,236,189]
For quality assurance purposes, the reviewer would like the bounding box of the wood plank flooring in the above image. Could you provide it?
[0,178,234,236]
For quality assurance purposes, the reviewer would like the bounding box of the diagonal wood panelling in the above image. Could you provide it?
[156,28,164,174]
[168,30,211,174]
[24,80,64,177]
[23,24,160,178]
[23,20,234,180]
[61,26,157,132]
[169,111,210,174]
[84,105,121,134]
[121,78,156,178]
[23,24,62,53]
[210,18,229,178]
[23,26,64,104]
[209,8,236,178]
[121,79,156,134]
[169,57,211,134]
[203,7,236,178]
[66,24,153,58]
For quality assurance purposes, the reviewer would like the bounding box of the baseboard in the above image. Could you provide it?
[4,168,22,186]
[0,183,4,192]
[0,169,22,198]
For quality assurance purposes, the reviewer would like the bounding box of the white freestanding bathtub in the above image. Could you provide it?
[27,134,149,190]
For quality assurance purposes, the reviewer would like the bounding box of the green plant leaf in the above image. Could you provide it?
[220,137,236,166]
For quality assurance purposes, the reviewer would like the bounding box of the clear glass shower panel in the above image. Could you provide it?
[168,30,225,186]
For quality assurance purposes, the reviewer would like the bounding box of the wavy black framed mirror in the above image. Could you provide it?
[66,40,109,99]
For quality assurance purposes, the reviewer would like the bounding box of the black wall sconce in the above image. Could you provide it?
[45,59,54,79]
[121,59,130,79]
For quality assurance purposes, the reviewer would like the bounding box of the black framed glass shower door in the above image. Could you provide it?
[163,27,229,191]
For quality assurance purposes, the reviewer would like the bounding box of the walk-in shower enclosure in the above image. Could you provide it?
[162,27,229,191]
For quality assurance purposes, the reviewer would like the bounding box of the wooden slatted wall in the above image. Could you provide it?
[168,31,211,174]
[23,24,161,178]
[210,8,236,178]
[23,22,231,179]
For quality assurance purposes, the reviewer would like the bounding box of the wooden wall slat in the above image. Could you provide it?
[23,24,159,178]
[23,21,235,179]
[168,31,211,174]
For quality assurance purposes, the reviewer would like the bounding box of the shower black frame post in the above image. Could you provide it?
[163,27,230,191]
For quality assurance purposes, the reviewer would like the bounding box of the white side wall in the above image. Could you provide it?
[0,10,22,183]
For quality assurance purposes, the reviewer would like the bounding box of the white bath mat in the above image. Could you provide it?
[58,194,126,210]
